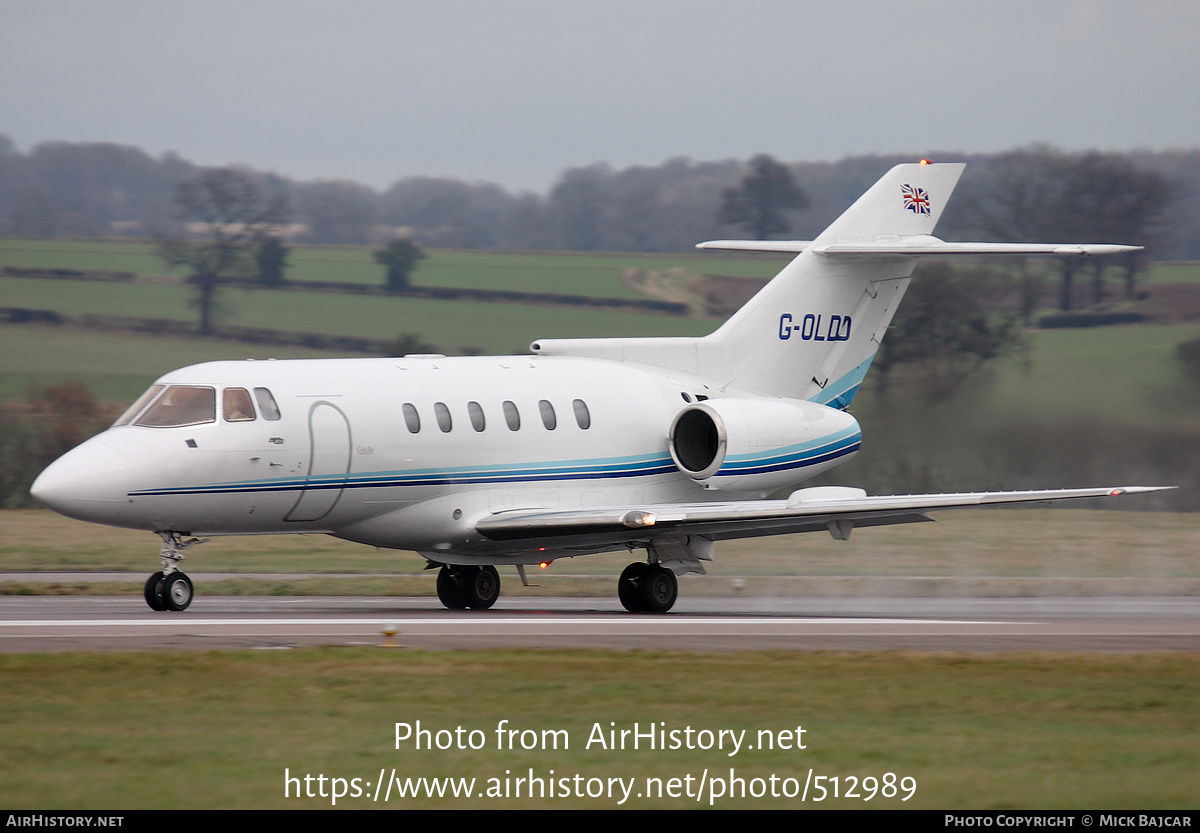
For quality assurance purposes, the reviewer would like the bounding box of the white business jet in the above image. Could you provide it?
[31,161,1166,613]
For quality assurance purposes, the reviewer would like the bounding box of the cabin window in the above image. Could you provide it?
[113,385,164,427]
[539,399,557,430]
[503,400,520,431]
[434,402,452,433]
[573,399,591,429]
[223,388,256,422]
[135,385,216,428]
[254,387,281,421]
[468,401,486,432]
[402,403,421,433]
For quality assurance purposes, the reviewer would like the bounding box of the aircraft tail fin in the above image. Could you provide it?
[697,162,966,404]
[533,161,1135,407]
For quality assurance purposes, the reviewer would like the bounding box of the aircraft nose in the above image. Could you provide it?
[31,439,131,524]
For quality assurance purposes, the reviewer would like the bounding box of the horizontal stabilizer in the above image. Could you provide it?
[696,240,813,253]
[477,486,1172,544]
[697,237,1143,257]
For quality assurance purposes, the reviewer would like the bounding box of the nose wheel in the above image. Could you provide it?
[143,532,205,611]
[143,570,194,611]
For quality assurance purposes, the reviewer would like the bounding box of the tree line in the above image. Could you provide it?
[2,135,1195,259]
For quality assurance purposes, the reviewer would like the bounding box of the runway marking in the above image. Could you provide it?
[0,616,1018,628]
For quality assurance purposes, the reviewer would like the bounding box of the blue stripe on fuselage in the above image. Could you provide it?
[128,453,678,497]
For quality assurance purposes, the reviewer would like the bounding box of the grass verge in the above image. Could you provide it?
[0,648,1195,809]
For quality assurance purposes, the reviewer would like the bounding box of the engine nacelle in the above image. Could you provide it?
[668,397,861,494]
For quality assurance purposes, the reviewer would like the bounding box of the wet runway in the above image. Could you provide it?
[2,595,1198,652]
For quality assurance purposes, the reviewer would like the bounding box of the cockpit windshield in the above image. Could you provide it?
[112,385,165,427]
[114,383,279,428]
[134,385,217,428]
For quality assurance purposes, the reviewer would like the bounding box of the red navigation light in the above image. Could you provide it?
[918,158,933,165]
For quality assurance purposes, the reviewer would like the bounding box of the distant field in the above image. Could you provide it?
[852,322,1200,432]
[4,236,1191,290]
[1142,261,1200,284]
[0,275,714,358]
[0,326,369,401]
[0,236,784,297]
[820,321,1200,507]
[0,237,172,276]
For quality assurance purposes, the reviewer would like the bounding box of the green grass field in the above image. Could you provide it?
[6,236,1193,286]
[0,236,787,296]
[0,237,173,276]
[0,326,370,401]
[0,649,1194,809]
[1141,261,1200,284]
[0,274,713,365]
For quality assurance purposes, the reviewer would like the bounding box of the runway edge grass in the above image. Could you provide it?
[0,648,1195,809]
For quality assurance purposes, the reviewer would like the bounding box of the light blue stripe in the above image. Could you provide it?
[809,356,874,409]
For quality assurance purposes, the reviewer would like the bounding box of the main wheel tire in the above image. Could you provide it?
[144,571,167,611]
[161,571,193,611]
[640,565,678,614]
[436,566,468,610]
[463,565,500,610]
[618,562,649,613]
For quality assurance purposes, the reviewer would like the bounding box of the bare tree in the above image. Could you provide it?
[965,148,1175,311]
[873,263,1024,399]
[157,168,288,334]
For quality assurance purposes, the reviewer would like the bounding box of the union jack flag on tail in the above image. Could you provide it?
[901,183,931,215]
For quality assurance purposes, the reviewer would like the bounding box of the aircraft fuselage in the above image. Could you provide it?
[33,355,860,564]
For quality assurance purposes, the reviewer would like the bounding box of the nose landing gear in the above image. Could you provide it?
[143,532,206,612]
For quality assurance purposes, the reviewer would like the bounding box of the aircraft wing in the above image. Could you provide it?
[696,238,1142,257]
[475,486,1171,544]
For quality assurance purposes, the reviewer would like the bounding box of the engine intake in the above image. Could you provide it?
[668,398,861,494]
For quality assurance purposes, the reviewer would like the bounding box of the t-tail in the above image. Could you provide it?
[532,161,1139,407]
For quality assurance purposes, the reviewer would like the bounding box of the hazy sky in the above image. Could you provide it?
[3,0,1198,191]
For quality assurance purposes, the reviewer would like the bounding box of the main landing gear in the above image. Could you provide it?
[432,561,679,612]
[143,532,205,612]
[436,565,501,610]
[618,562,678,613]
